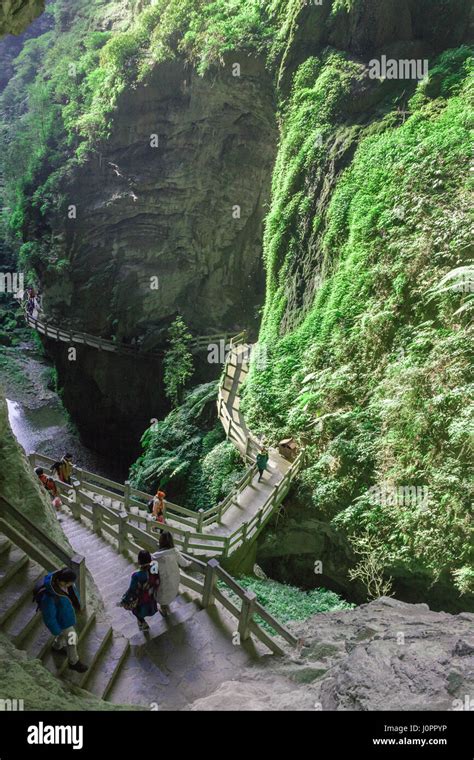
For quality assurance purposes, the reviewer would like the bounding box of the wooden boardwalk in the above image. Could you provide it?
[29,335,303,561]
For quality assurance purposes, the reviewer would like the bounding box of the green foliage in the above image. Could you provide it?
[222,576,353,633]
[201,440,244,503]
[163,316,194,407]
[244,47,474,596]
[129,382,245,511]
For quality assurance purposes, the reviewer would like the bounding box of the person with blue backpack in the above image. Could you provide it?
[34,568,88,673]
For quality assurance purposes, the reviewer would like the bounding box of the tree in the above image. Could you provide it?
[348,531,393,600]
[163,315,194,407]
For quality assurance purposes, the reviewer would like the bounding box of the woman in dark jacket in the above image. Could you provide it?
[120,550,160,632]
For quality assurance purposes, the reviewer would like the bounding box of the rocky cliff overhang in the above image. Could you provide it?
[0,0,44,37]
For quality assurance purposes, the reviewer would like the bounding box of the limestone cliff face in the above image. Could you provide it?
[42,55,276,343]
[32,53,276,452]
[0,0,44,37]
[0,395,66,545]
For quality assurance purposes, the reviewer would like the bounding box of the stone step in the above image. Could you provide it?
[84,634,130,700]
[0,538,12,558]
[125,600,202,648]
[0,570,45,638]
[0,551,29,590]
[0,560,44,626]
[41,614,100,685]
[21,613,54,660]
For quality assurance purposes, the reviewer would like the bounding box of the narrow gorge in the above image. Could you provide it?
[0,0,472,721]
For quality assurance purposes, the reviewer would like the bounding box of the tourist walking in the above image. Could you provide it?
[51,454,74,485]
[35,467,62,511]
[35,568,88,673]
[256,447,269,482]
[35,467,59,500]
[119,550,160,632]
[151,489,166,532]
[151,532,191,617]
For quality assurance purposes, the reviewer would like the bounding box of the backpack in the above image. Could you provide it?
[32,578,48,611]
[119,567,160,610]
[142,566,161,602]
[51,461,62,475]
[147,499,154,514]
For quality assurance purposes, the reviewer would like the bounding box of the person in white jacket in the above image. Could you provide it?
[151,531,192,616]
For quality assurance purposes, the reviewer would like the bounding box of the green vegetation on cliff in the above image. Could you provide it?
[224,576,353,633]
[129,382,244,511]
[243,47,473,600]
[0,0,276,260]
[1,0,472,610]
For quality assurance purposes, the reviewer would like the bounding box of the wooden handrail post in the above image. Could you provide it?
[197,509,204,532]
[28,452,36,469]
[183,532,190,553]
[223,536,231,559]
[238,590,257,641]
[202,558,219,607]
[71,554,87,613]
[217,500,224,523]
[92,502,102,536]
[123,480,131,512]
[68,487,80,519]
[117,512,128,554]
[74,466,83,490]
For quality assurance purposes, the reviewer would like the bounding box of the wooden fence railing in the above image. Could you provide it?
[25,311,233,358]
[29,445,304,562]
[39,482,298,654]
[0,494,87,609]
[29,451,255,542]
[28,333,305,560]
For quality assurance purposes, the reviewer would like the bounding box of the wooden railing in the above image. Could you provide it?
[29,451,255,544]
[27,332,305,560]
[24,310,234,357]
[0,494,87,609]
[29,446,304,562]
[37,482,298,654]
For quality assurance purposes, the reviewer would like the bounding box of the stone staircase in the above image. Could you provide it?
[0,530,128,701]
[0,509,268,709]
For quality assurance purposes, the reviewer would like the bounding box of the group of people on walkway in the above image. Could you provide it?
[36,531,192,672]
[32,445,272,672]
[119,531,191,631]
[35,453,74,511]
